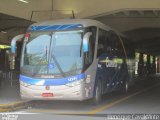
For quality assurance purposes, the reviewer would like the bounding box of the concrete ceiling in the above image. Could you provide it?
[1,0,160,20]
[1,0,160,55]
[94,10,160,56]
[0,13,33,44]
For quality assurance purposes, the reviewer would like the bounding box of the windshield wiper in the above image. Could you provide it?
[50,53,66,78]
[49,32,66,78]
[80,33,84,57]
[80,39,83,57]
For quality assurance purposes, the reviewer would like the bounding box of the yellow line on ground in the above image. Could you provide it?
[0,108,11,112]
[0,100,29,107]
[0,105,27,112]
[22,84,160,115]
[27,109,86,115]
[87,84,159,115]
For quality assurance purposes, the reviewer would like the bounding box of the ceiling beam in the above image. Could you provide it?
[153,10,159,16]
[136,49,159,56]
[0,26,28,31]
[141,47,160,53]
[149,51,160,56]
[123,11,130,16]
[135,38,160,48]
[134,36,160,44]
[138,11,144,16]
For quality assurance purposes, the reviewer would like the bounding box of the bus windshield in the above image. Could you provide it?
[21,30,83,78]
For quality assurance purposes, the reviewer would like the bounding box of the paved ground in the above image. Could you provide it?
[0,85,21,104]
[1,75,160,120]
[7,75,159,120]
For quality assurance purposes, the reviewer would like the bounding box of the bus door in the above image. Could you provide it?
[109,31,127,91]
[97,29,122,93]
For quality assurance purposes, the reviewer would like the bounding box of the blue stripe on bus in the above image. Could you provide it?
[20,73,86,86]
[29,24,83,31]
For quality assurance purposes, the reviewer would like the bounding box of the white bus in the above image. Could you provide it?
[11,19,135,103]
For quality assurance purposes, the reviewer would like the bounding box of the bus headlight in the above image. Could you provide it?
[20,80,31,87]
[66,79,84,87]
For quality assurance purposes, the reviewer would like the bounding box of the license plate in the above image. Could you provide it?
[42,93,54,97]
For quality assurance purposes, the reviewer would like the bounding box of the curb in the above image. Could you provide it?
[0,100,46,112]
[0,100,32,112]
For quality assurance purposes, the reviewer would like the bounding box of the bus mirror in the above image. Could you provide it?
[11,34,24,54]
[83,32,92,52]
[10,34,24,70]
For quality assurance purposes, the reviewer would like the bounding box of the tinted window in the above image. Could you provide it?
[97,29,125,58]
[108,31,125,58]
[97,29,108,57]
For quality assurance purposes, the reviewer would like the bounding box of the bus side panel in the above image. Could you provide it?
[94,28,129,96]
[95,54,128,95]
[83,59,99,99]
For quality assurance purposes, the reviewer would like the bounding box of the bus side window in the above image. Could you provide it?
[88,27,96,63]
[116,35,126,58]
[109,31,125,58]
[123,38,135,58]
[105,32,112,55]
[97,29,108,57]
[97,29,114,58]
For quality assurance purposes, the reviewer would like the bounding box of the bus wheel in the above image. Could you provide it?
[91,81,102,104]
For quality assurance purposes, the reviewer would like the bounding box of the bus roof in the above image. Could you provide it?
[30,19,111,30]
[29,19,125,37]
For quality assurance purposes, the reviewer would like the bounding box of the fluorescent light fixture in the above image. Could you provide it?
[1,31,7,34]
[18,0,29,3]
[0,45,10,49]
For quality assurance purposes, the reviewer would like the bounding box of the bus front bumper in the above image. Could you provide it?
[20,82,92,101]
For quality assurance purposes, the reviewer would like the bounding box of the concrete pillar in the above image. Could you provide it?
[152,56,156,74]
[157,57,160,73]
[146,55,151,75]
[138,53,144,76]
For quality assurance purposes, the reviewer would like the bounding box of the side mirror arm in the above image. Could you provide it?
[11,34,24,54]
[83,32,92,52]
[10,34,24,70]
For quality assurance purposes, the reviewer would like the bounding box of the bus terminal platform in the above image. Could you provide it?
[0,71,159,112]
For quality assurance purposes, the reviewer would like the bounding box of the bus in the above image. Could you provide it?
[10,19,135,103]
